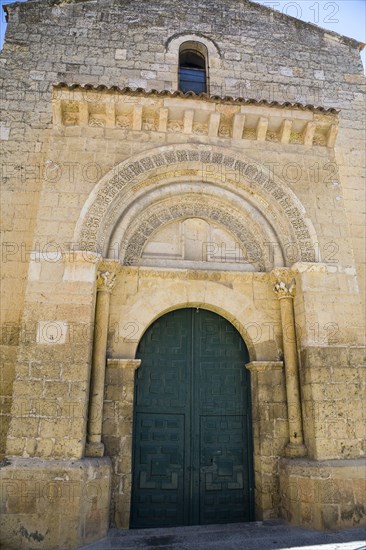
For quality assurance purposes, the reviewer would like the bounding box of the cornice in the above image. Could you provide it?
[54,83,339,115]
[53,85,339,148]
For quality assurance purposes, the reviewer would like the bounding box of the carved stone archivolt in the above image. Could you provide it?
[121,197,267,270]
[74,144,319,268]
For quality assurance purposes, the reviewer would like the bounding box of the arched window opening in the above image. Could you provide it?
[179,46,207,94]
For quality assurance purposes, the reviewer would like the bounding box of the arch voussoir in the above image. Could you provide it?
[75,144,318,266]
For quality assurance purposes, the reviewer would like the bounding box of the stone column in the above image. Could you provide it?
[272,270,307,458]
[86,267,117,457]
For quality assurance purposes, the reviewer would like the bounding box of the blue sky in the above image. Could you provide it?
[1,0,365,70]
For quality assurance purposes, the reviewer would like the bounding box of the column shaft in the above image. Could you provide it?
[279,296,305,451]
[273,272,307,458]
[86,268,116,457]
[86,291,110,455]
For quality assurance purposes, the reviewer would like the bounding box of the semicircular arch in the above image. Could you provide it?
[109,271,282,363]
[74,144,319,265]
[165,31,221,57]
[118,192,278,271]
[136,303,255,360]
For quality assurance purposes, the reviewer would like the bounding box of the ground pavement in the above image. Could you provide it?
[79,520,366,550]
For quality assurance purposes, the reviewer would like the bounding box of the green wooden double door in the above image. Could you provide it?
[131,308,253,528]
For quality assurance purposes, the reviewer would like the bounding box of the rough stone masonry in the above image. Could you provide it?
[0,0,365,548]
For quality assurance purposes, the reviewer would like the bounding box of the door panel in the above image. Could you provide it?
[131,308,253,528]
[199,415,251,524]
[131,413,186,527]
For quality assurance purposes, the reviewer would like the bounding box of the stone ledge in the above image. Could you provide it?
[280,456,366,472]
[246,361,284,372]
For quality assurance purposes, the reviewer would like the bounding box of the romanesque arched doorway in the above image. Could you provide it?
[130,308,254,528]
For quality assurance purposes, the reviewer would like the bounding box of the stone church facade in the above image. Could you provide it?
[0,0,365,548]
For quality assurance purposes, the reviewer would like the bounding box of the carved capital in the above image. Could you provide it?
[96,270,116,293]
[96,259,120,292]
[271,268,296,299]
[274,279,296,299]
[271,268,295,284]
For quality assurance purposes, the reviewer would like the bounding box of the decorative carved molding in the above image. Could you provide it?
[116,115,131,129]
[89,115,106,127]
[121,197,268,270]
[218,123,231,138]
[142,117,157,131]
[53,87,338,148]
[271,268,296,298]
[167,120,183,133]
[271,268,296,284]
[75,145,317,266]
[96,270,117,292]
[98,259,121,272]
[193,123,208,135]
[271,267,296,298]
[119,265,271,283]
[291,262,328,273]
[273,279,296,299]
[63,112,79,126]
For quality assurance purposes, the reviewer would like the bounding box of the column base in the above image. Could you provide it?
[85,441,105,457]
[0,457,111,549]
[285,442,307,458]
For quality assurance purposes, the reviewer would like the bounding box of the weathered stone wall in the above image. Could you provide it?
[246,361,288,521]
[1,0,364,458]
[0,457,111,549]
[301,346,365,460]
[291,264,365,460]
[279,457,366,530]
[103,358,140,529]
[5,253,99,460]
[0,0,365,543]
